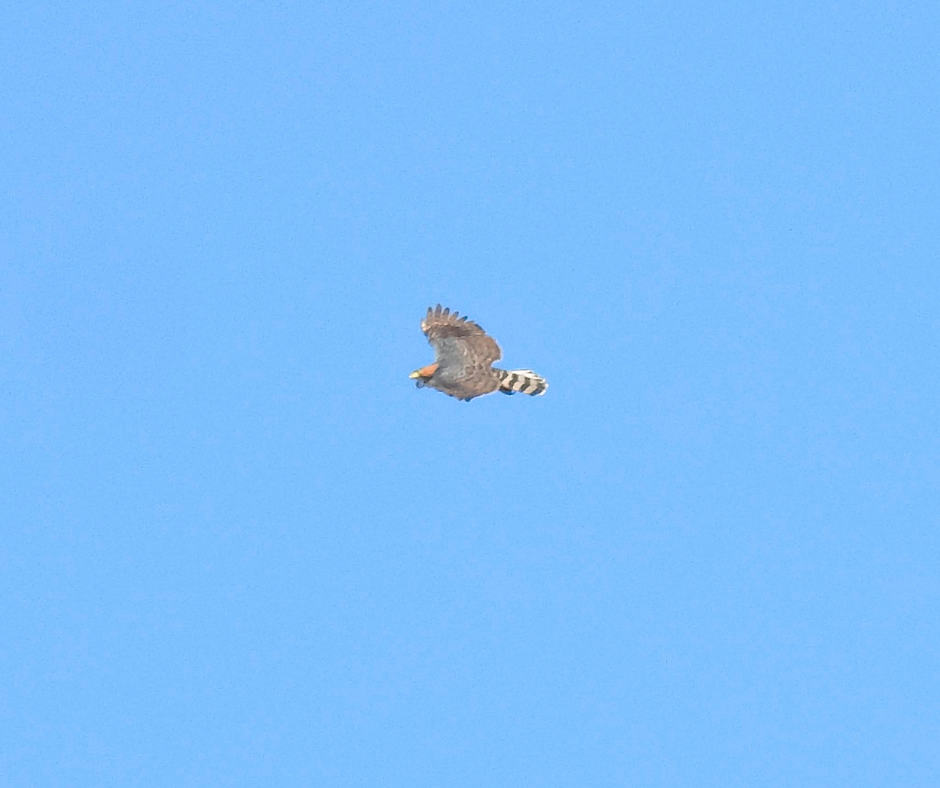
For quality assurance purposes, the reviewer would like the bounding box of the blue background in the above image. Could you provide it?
[3,2,938,785]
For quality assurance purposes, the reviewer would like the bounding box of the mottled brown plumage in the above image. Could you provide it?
[409,305,548,401]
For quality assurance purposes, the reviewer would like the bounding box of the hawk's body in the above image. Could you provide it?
[410,305,548,401]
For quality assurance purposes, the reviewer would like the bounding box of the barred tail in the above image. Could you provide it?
[496,369,548,397]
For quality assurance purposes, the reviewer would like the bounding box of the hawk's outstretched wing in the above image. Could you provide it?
[422,305,501,364]
[421,305,502,399]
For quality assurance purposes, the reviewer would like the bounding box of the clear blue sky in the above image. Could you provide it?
[3,2,938,786]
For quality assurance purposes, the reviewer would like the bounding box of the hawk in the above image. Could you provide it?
[409,304,548,401]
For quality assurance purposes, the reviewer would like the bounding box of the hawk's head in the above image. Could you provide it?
[409,362,439,388]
